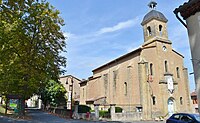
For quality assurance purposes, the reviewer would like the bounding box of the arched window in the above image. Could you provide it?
[159,25,163,36]
[176,67,180,78]
[150,63,153,75]
[152,96,156,105]
[104,74,108,96]
[66,79,68,84]
[124,82,127,95]
[165,61,168,73]
[180,97,183,105]
[147,26,152,36]
[113,70,118,89]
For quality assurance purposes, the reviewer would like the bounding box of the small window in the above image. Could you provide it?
[124,82,127,95]
[180,97,183,105]
[147,26,152,36]
[176,67,180,78]
[159,25,162,36]
[164,61,168,73]
[152,96,156,105]
[150,63,153,75]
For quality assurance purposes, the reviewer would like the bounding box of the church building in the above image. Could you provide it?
[79,1,192,120]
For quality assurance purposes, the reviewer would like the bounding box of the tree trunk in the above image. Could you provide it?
[21,98,25,115]
[18,98,25,116]
[5,98,8,115]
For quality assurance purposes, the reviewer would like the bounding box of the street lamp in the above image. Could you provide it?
[66,76,74,119]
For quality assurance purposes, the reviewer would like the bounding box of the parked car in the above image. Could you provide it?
[166,113,200,123]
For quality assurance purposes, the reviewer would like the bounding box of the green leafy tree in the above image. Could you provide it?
[40,80,67,108]
[0,0,66,115]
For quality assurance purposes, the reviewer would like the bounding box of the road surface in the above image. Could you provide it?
[0,109,166,123]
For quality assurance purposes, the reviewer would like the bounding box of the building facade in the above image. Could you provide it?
[191,90,198,113]
[174,0,200,113]
[79,1,192,120]
[59,75,81,109]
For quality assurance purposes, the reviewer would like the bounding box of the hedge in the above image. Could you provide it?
[78,105,91,113]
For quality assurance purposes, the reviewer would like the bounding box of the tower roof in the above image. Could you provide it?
[141,1,168,25]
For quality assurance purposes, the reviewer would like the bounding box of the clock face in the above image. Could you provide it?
[162,46,167,51]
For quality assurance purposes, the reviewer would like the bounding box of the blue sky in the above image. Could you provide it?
[47,0,195,91]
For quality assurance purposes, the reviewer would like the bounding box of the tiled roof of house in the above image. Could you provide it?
[174,0,200,20]
[191,91,197,96]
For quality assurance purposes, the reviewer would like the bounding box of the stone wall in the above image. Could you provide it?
[112,112,142,121]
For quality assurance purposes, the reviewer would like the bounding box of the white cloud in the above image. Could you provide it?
[96,17,139,35]
[65,17,142,79]
[64,17,140,47]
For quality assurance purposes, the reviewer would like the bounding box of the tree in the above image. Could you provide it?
[39,80,67,109]
[0,0,66,115]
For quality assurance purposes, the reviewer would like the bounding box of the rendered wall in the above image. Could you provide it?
[186,12,200,113]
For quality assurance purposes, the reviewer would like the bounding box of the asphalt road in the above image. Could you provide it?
[0,109,166,123]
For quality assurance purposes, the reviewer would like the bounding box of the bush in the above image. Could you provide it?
[90,109,94,112]
[78,105,91,113]
[115,107,123,113]
[99,110,110,118]
[108,107,123,113]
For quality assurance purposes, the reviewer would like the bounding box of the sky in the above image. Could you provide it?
[47,0,195,91]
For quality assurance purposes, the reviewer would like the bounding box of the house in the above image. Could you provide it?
[191,91,198,113]
[174,0,200,113]
[59,75,81,109]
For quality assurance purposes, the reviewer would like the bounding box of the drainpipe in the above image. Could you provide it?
[173,9,187,28]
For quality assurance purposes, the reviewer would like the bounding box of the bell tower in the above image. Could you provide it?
[141,1,168,43]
